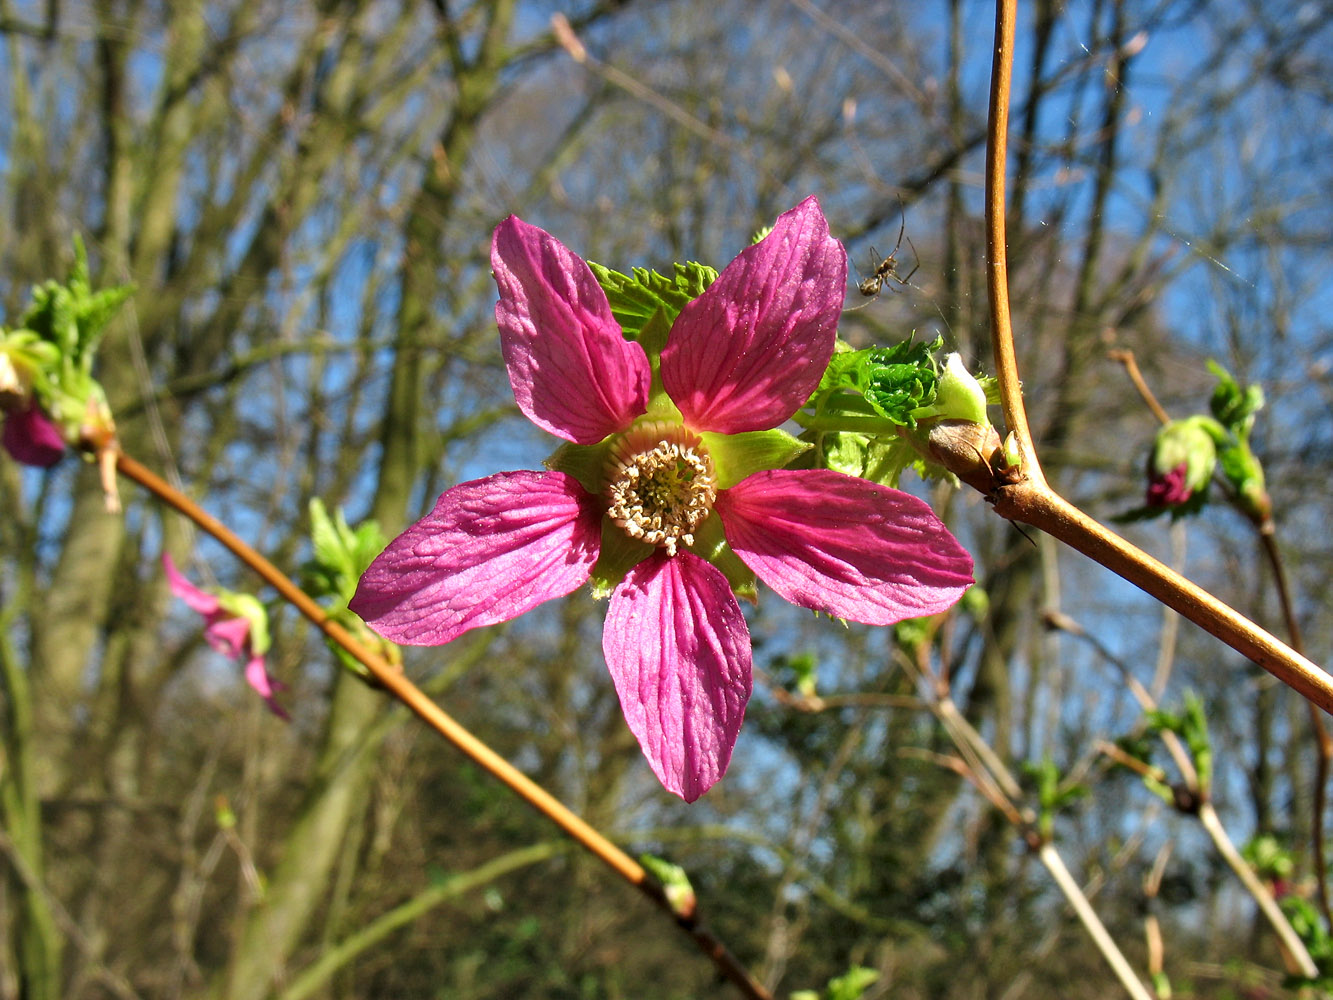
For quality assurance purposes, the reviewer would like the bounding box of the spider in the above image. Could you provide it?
[856,210,918,299]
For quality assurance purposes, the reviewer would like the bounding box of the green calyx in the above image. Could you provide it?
[216,590,271,655]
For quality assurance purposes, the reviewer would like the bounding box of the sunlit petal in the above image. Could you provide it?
[661,197,846,433]
[493,216,649,443]
[603,551,751,802]
[717,469,974,624]
[351,470,603,645]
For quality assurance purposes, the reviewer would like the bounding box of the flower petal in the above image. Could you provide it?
[350,470,602,645]
[244,653,290,720]
[2,404,65,467]
[603,551,752,802]
[716,469,974,625]
[163,553,222,617]
[661,197,846,433]
[204,617,251,660]
[492,216,649,444]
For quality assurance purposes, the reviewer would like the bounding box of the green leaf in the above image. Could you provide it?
[587,260,718,343]
[1207,360,1264,440]
[814,335,944,429]
[1242,834,1294,881]
[826,966,881,1000]
[302,499,389,605]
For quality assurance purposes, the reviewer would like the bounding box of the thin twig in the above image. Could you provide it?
[1197,802,1318,979]
[114,451,772,1000]
[1038,844,1154,1000]
[1111,350,1332,922]
[900,639,1149,997]
[1107,350,1171,426]
[1258,529,1333,926]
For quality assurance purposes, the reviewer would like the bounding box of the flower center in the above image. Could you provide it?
[605,422,717,556]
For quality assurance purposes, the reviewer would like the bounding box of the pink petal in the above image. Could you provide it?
[2,404,65,467]
[492,216,650,444]
[603,551,752,802]
[205,616,252,660]
[244,653,290,720]
[661,197,846,434]
[350,470,603,645]
[716,469,974,625]
[163,553,222,617]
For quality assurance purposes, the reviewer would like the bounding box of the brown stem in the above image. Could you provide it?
[114,452,771,1000]
[985,0,1043,483]
[1108,350,1171,426]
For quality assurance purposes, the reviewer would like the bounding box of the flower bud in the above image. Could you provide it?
[934,353,990,425]
[1146,417,1219,507]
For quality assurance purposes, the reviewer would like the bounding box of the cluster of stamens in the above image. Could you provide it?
[604,421,717,556]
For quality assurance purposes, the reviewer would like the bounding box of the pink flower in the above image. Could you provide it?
[351,198,973,800]
[2,402,65,467]
[163,554,288,719]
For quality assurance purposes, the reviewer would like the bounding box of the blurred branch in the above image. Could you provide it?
[276,842,570,1000]
[899,633,1153,1000]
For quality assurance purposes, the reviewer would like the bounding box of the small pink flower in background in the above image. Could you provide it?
[2,402,65,467]
[352,198,973,801]
[163,554,287,719]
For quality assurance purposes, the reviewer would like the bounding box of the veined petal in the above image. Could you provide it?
[716,469,974,625]
[661,197,846,433]
[603,551,752,802]
[2,404,65,467]
[492,216,649,444]
[163,553,222,617]
[244,654,290,720]
[350,471,602,645]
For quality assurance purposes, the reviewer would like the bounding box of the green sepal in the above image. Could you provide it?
[586,260,718,344]
[546,439,614,496]
[216,591,271,655]
[807,429,922,489]
[701,427,810,489]
[588,518,654,599]
[0,330,61,399]
[690,513,756,602]
[638,309,681,418]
